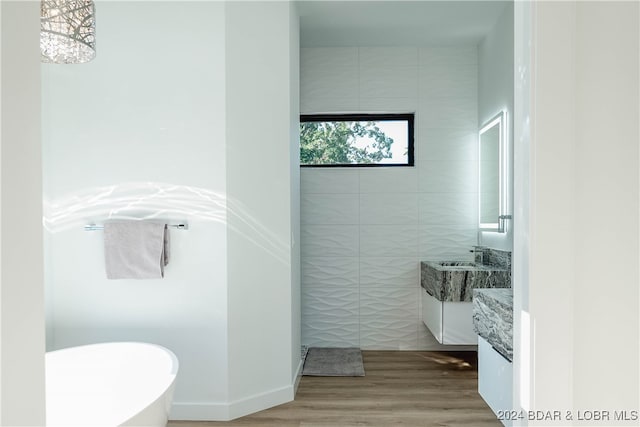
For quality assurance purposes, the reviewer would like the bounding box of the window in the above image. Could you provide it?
[300,113,414,167]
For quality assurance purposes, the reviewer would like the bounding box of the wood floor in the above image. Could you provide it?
[168,351,500,427]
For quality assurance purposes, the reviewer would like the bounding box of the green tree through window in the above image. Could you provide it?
[300,114,414,166]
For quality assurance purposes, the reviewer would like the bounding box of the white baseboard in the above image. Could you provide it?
[228,384,294,420]
[170,402,230,421]
[170,384,295,422]
[293,359,304,394]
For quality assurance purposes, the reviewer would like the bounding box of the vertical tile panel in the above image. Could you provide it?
[418,96,477,129]
[300,46,480,350]
[359,317,418,350]
[301,193,359,225]
[301,47,359,100]
[359,193,418,225]
[358,97,419,113]
[359,47,419,98]
[418,128,477,163]
[302,257,359,288]
[301,169,359,194]
[419,63,478,99]
[360,225,419,257]
[418,192,477,226]
[359,168,419,194]
[418,160,477,193]
[301,225,359,257]
[359,257,419,287]
[419,225,477,260]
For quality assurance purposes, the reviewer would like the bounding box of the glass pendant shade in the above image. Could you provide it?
[41,0,96,64]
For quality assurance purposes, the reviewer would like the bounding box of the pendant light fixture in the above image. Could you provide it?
[40,0,96,64]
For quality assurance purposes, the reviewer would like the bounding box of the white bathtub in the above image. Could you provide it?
[46,342,179,427]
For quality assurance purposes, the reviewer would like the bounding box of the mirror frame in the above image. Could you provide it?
[478,110,508,232]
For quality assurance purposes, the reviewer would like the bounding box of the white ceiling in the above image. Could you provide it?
[298,1,510,47]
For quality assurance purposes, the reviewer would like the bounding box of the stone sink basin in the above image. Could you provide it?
[420,261,511,302]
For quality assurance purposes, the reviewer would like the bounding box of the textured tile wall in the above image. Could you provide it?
[300,46,478,350]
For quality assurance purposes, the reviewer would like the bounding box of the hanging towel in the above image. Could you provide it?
[103,221,169,279]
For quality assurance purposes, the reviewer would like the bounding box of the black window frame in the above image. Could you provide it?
[300,113,415,168]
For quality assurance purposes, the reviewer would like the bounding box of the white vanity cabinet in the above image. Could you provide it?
[478,336,513,426]
[421,288,476,345]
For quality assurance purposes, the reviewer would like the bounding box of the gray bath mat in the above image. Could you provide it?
[302,347,365,376]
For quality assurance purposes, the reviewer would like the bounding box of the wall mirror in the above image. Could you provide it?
[479,111,509,232]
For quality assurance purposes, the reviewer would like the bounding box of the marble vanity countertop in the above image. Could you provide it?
[420,261,511,302]
[473,288,513,362]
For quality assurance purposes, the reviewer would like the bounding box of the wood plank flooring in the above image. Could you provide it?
[169,351,500,427]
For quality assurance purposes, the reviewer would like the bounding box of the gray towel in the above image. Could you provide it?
[104,221,169,279]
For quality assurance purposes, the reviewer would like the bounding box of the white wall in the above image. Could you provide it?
[288,2,302,387]
[514,1,639,421]
[512,0,532,419]
[0,2,46,425]
[42,0,230,414]
[300,46,478,350]
[572,2,638,412]
[42,1,300,421]
[478,2,514,252]
[225,1,300,419]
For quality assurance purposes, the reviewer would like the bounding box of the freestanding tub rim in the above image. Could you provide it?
[46,341,179,427]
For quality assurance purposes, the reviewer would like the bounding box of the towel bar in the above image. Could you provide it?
[84,223,189,231]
